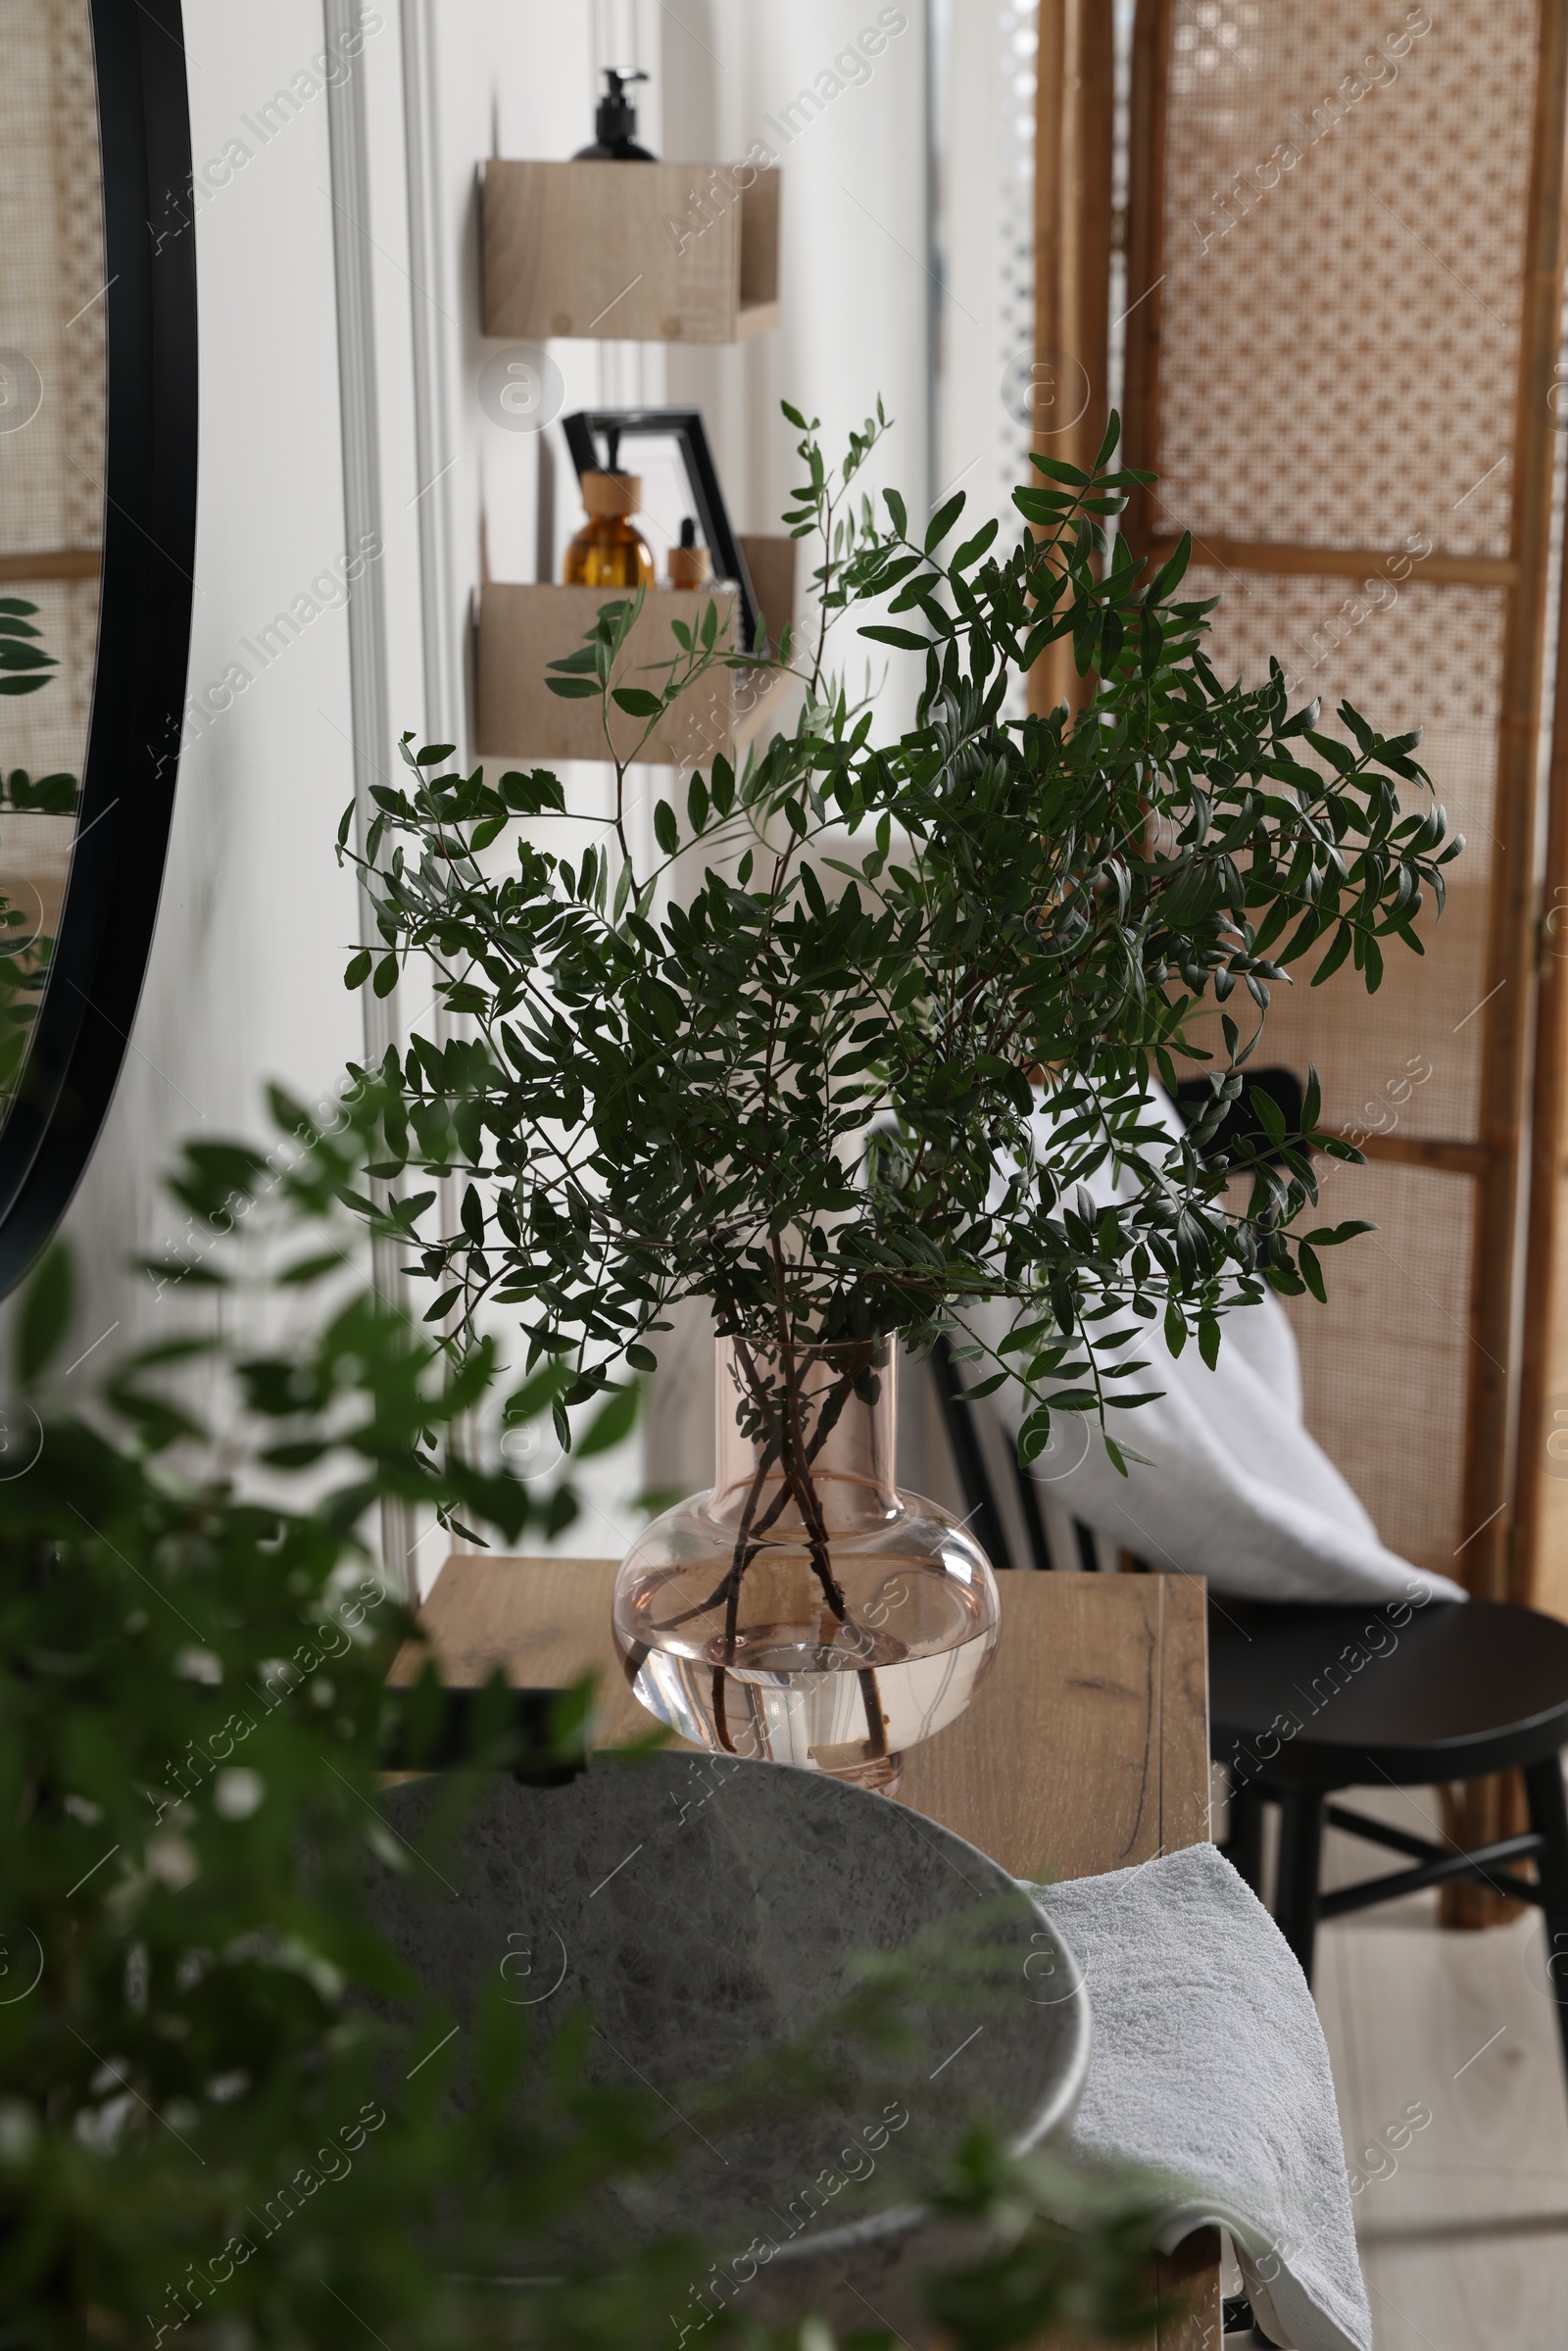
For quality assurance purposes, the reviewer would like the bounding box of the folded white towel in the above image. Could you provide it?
[971,1088,1464,1606]
[1035,1843,1369,2351]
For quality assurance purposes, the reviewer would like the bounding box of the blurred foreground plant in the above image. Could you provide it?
[0,1085,1180,2349]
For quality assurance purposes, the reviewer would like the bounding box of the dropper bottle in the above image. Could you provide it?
[563,426,655,590]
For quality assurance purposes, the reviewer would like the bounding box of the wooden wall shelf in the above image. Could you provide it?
[481,161,780,345]
[476,537,801,769]
[477,582,744,766]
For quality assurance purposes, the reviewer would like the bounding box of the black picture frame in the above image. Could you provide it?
[0,0,198,1294]
[562,408,761,655]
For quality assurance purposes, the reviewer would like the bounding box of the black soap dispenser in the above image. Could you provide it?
[574,68,656,162]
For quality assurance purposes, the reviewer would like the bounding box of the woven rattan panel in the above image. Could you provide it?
[1274,1158,1474,1578]
[1140,0,1544,1573]
[1156,0,1536,558]
[0,0,104,776]
[1178,565,1496,1147]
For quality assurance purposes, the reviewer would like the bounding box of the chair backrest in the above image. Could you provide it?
[930,1337,1109,1573]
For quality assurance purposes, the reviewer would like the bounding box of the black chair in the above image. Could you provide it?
[1210,1598,1568,2055]
[929,1336,1093,1575]
[927,1347,1568,2086]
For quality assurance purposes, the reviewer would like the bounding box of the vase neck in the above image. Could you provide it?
[711,1336,900,1535]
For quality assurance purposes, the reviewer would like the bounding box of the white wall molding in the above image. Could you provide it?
[324,0,416,1588]
[398,0,465,748]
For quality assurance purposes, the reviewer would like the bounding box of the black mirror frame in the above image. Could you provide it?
[0,0,197,1296]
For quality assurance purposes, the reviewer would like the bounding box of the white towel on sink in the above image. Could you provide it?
[1034,1841,1369,2351]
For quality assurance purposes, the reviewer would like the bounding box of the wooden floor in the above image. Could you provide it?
[1227,1782,1568,2345]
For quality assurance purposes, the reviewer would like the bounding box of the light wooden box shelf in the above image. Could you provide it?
[481,161,780,345]
[475,582,798,770]
[477,583,736,767]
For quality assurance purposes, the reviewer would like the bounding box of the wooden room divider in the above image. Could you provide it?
[1518,208,1568,1624]
[1113,0,1568,1610]
[1031,0,1568,1916]
[1029,0,1113,719]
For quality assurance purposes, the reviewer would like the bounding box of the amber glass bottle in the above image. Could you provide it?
[564,471,654,590]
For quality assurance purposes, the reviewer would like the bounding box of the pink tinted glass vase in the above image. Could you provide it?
[612,1338,1001,1795]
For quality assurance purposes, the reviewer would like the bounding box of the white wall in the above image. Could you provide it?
[53,0,933,1579]
[662,1,929,548]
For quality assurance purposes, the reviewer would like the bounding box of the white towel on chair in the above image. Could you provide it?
[1036,1842,1370,2351]
[969,1089,1464,1605]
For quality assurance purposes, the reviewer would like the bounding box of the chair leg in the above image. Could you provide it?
[1224,1779,1266,1895]
[1272,1789,1324,1985]
[1523,1752,1568,2093]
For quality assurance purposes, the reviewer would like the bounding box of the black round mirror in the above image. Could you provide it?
[0,0,196,1291]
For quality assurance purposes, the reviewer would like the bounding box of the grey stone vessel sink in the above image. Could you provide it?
[372,1750,1090,2331]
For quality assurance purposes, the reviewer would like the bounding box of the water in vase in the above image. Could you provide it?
[612,1341,1002,1795]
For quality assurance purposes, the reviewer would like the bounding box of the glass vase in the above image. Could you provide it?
[612,1337,1002,1795]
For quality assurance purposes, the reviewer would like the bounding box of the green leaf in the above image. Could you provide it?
[1249,1086,1286,1146]
[415,744,456,766]
[858,625,930,652]
[15,1242,73,1384]
[884,487,908,538]
[1310,923,1354,986]
[20,775,89,817]
[924,491,966,553]
[1146,533,1192,605]
[653,801,680,856]
[952,518,1001,571]
[612,687,663,717]
[499,767,566,814]
[372,955,399,998]
[344,950,372,990]
[1301,1065,1322,1133]
[576,1382,640,1458]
